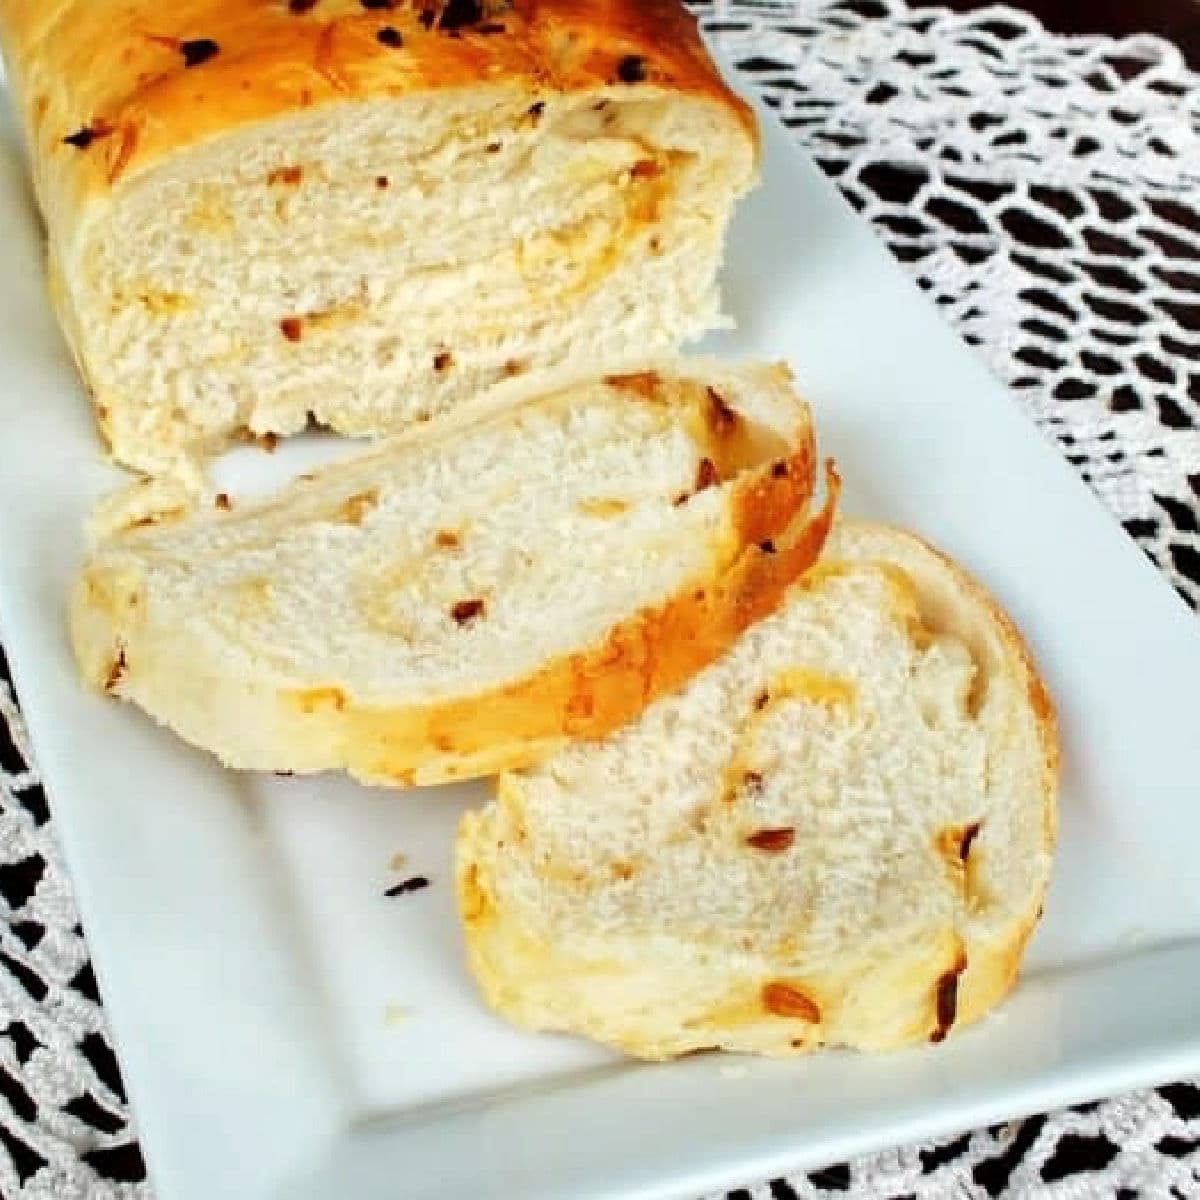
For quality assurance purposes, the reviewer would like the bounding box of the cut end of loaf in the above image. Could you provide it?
[64,80,755,474]
[457,519,1058,1059]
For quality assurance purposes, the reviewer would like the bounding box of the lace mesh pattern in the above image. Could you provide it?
[703,0,1200,608]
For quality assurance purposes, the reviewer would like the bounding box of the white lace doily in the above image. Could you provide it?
[2,2,1199,1196]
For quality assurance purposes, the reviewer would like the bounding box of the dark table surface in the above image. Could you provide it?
[917,0,1200,65]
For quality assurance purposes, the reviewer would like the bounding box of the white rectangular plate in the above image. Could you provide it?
[1,74,1199,1200]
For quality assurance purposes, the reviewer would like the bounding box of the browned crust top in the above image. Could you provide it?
[0,0,755,207]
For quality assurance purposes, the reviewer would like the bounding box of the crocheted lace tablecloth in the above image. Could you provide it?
[2,1,1199,1196]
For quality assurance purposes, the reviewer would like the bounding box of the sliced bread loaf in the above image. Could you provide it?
[457,520,1057,1058]
[70,361,836,786]
[1,0,756,475]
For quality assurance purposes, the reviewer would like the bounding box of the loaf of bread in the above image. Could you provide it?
[457,521,1057,1058]
[70,361,837,786]
[0,0,757,476]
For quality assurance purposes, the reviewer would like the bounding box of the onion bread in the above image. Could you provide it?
[457,521,1057,1057]
[0,0,757,475]
[70,361,837,786]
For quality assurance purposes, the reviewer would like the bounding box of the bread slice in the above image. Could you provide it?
[457,521,1057,1058]
[70,361,837,786]
[2,0,756,475]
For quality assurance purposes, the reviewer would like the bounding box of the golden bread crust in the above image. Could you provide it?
[0,0,755,222]
[883,525,1058,1040]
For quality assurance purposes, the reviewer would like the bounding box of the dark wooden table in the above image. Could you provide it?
[915,0,1200,65]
